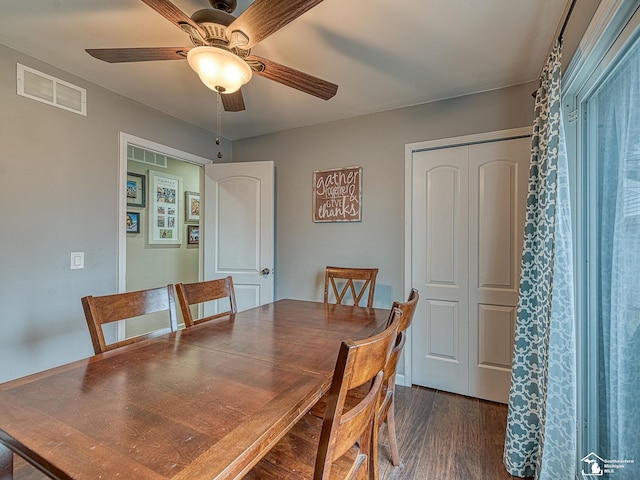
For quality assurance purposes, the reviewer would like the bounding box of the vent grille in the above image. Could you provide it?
[128,145,169,168]
[23,68,54,102]
[17,63,86,116]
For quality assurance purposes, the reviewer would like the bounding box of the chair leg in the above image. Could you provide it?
[365,417,378,480]
[0,444,13,480]
[387,396,401,466]
[371,440,378,480]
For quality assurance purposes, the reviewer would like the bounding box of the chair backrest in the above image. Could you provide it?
[380,288,419,392]
[387,288,419,334]
[323,266,379,308]
[175,276,237,327]
[313,307,401,479]
[81,285,178,354]
[382,330,407,386]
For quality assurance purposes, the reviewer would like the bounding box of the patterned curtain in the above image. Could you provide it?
[503,40,577,479]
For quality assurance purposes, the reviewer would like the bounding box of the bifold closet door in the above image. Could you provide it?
[411,137,529,403]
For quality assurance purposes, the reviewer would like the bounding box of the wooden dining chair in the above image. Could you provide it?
[244,309,402,480]
[379,288,419,466]
[324,266,379,308]
[175,276,237,327]
[81,285,178,355]
[311,288,419,468]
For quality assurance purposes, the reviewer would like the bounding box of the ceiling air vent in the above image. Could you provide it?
[17,63,87,116]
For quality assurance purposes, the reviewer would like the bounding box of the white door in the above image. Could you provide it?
[203,161,275,312]
[467,140,528,402]
[411,136,529,403]
[411,145,470,395]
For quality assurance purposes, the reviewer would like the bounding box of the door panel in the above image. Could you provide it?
[412,146,469,395]
[427,299,460,360]
[204,161,274,313]
[217,176,260,271]
[426,167,462,286]
[477,162,516,289]
[477,304,516,367]
[468,139,529,403]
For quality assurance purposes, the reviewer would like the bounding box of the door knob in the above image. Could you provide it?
[261,268,270,276]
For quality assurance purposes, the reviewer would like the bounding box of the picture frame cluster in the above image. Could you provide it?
[125,170,199,246]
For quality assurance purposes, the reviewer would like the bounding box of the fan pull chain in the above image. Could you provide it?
[215,89,223,159]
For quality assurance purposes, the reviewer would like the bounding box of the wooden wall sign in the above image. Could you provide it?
[313,166,362,222]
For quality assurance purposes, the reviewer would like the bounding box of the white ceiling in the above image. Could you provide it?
[0,0,568,140]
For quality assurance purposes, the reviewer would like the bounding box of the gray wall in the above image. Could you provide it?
[0,44,218,383]
[232,82,537,307]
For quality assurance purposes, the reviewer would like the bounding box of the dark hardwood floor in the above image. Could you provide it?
[378,385,527,480]
[14,385,524,480]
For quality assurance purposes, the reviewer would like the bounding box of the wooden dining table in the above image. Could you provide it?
[0,299,389,480]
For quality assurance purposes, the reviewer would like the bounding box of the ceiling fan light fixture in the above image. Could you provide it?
[187,46,252,94]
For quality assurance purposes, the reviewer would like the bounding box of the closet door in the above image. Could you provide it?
[467,139,529,403]
[411,145,470,395]
[411,137,529,403]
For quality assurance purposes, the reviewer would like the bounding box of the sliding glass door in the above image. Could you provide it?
[589,32,640,470]
[565,2,640,476]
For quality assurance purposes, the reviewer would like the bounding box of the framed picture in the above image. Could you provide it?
[313,166,362,222]
[126,172,146,208]
[187,225,200,245]
[148,170,182,245]
[185,191,200,223]
[126,212,140,233]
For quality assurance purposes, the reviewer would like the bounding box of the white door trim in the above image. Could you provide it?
[117,132,211,337]
[402,127,531,387]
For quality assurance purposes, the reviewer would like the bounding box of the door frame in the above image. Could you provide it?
[403,126,531,387]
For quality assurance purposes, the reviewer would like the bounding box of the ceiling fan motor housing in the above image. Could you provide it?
[209,0,237,14]
[189,8,247,56]
[191,8,234,27]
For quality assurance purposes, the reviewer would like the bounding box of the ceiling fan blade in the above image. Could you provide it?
[246,55,337,100]
[86,47,190,63]
[221,90,246,112]
[140,0,208,39]
[227,0,325,49]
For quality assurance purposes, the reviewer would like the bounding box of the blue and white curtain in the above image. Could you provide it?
[503,40,577,479]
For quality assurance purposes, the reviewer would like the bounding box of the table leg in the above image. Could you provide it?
[0,443,13,480]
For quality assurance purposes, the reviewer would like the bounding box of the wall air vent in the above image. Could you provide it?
[17,63,87,116]
[127,144,169,169]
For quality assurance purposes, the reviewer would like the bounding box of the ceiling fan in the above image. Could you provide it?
[86,0,338,112]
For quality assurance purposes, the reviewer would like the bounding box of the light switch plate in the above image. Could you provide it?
[70,252,84,270]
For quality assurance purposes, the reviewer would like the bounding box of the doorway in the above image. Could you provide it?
[118,133,210,333]
[404,128,530,403]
